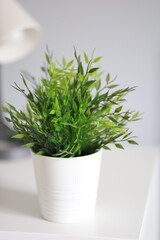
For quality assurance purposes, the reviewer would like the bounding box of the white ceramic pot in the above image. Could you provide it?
[33,149,102,223]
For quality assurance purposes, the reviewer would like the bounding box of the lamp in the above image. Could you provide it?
[0,0,42,159]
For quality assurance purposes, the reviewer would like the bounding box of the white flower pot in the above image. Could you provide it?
[33,149,102,223]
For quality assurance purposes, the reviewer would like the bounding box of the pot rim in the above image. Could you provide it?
[32,148,103,161]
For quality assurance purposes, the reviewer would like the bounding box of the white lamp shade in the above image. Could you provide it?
[0,0,42,64]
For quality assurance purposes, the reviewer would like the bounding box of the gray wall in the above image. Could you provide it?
[2,0,160,145]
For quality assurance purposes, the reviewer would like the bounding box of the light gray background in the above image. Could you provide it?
[2,0,160,146]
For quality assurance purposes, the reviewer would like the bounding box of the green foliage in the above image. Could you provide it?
[1,48,141,157]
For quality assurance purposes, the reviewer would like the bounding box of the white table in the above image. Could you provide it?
[0,147,159,240]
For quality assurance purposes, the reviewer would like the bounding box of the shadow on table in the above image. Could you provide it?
[0,185,40,219]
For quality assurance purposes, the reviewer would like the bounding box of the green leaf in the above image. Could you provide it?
[103,146,111,150]
[88,67,99,73]
[74,145,80,153]
[62,56,66,66]
[67,59,74,68]
[103,120,116,127]
[51,118,58,122]
[109,116,117,123]
[84,52,89,63]
[123,131,132,139]
[72,100,77,112]
[12,134,24,139]
[84,80,96,88]
[79,62,84,75]
[26,104,32,119]
[1,106,9,113]
[23,142,35,147]
[5,117,11,122]
[91,48,96,59]
[115,106,122,113]
[132,118,142,121]
[34,115,41,120]
[46,44,49,53]
[77,91,82,104]
[107,84,119,89]
[105,73,110,83]
[74,47,78,60]
[49,60,55,73]
[96,79,101,90]
[132,111,139,119]
[115,143,124,149]
[50,110,55,115]
[6,103,17,112]
[128,140,138,145]
[55,98,59,109]
[36,150,45,155]
[40,78,49,88]
[55,124,62,131]
[41,67,45,72]
[45,53,50,63]
[93,56,102,63]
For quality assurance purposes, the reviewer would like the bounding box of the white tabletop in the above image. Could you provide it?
[0,146,157,240]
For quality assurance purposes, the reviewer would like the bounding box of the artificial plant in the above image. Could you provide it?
[1,47,141,157]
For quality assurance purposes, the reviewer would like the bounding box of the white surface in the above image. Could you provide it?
[0,147,157,240]
[139,150,160,240]
[0,0,41,64]
[33,150,102,223]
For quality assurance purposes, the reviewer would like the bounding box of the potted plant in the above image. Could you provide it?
[2,47,141,223]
